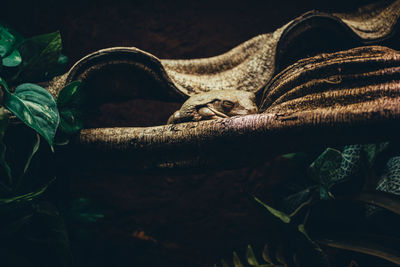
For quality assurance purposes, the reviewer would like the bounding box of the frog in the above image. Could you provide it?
[167,90,258,124]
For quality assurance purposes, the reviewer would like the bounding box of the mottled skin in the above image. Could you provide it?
[167,90,258,124]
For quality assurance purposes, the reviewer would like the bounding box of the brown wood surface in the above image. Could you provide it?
[4,1,400,266]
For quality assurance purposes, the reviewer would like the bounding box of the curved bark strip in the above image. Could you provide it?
[260,46,400,112]
[75,45,400,170]
[45,2,400,170]
[78,97,400,170]
[48,0,400,100]
[47,47,188,103]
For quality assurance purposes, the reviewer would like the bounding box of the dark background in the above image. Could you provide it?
[3,0,396,266]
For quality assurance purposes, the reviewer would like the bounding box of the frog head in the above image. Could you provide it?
[167,90,258,124]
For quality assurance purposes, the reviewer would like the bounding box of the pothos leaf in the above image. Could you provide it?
[2,79,59,148]
[17,31,62,81]
[2,49,22,67]
[0,26,23,69]
[0,26,17,57]
[59,109,83,135]
[57,81,84,134]
[57,81,82,107]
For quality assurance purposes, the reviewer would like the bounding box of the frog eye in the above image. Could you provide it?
[222,100,234,110]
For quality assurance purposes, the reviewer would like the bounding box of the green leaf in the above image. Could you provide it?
[18,31,62,81]
[0,178,54,204]
[309,148,342,181]
[2,49,22,67]
[262,245,274,264]
[247,245,260,266]
[57,81,82,107]
[3,81,59,147]
[298,224,323,252]
[233,252,244,267]
[59,109,83,134]
[254,196,291,224]
[57,81,84,134]
[282,187,315,215]
[309,148,342,199]
[0,106,11,186]
[0,26,16,57]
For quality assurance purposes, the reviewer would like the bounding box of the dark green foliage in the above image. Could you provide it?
[282,143,400,265]
[254,196,291,224]
[308,147,345,199]
[2,49,22,67]
[307,143,391,200]
[221,143,400,267]
[0,25,23,68]
[0,27,68,84]
[376,155,400,195]
[0,201,71,267]
[217,242,328,267]
[57,81,84,135]
[2,80,59,148]
[0,25,77,267]
[17,31,62,82]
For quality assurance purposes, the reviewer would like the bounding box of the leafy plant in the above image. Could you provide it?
[0,24,84,267]
[216,245,285,267]
[1,78,59,147]
[219,143,400,267]
[57,80,84,135]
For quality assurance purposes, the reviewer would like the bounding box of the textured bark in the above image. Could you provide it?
[47,0,400,99]
[77,46,400,170]
[45,1,400,171]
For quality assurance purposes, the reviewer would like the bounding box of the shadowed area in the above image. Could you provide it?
[3,0,400,266]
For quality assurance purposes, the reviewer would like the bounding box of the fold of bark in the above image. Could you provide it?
[47,0,400,99]
[44,2,400,171]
